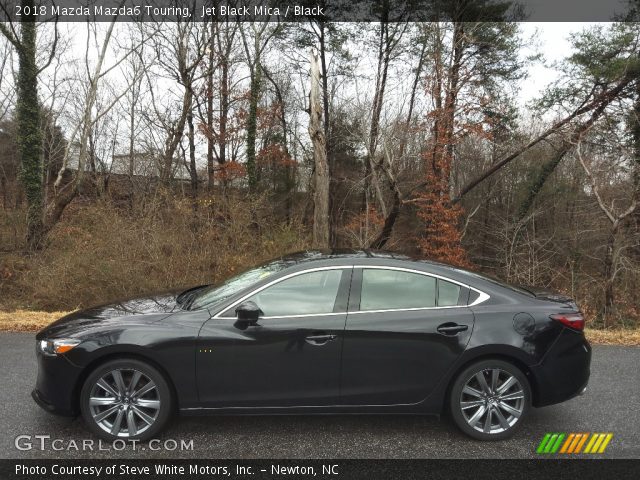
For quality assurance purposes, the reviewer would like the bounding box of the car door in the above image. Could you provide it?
[197,267,352,408]
[340,267,474,406]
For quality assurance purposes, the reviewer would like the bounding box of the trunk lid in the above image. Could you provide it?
[520,286,578,310]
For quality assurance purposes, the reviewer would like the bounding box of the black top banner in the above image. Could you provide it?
[0,0,638,23]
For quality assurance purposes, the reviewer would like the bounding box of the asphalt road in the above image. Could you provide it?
[1,332,638,459]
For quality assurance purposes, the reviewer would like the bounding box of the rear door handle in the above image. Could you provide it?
[305,334,337,345]
[437,323,469,335]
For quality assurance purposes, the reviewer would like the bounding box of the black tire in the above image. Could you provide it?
[80,358,173,441]
[449,359,531,441]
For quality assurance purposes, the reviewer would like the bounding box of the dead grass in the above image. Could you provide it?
[0,310,70,332]
[584,328,640,346]
[1,310,639,345]
[0,194,309,311]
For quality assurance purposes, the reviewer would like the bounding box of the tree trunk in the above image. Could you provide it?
[246,64,261,191]
[602,227,617,324]
[15,9,45,249]
[309,50,330,248]
[370,38,427,249]
[317,21,336,246]
[186,95,198,205]
[206,25,215,191]
[366,22,392,218]
[160,89,191,184]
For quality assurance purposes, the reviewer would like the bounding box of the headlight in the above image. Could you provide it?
[38,338,81,356]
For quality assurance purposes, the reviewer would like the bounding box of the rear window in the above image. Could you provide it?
[360,269,461,310]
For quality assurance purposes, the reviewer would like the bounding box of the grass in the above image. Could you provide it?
[1,310,639,345]
[0,310,70,332]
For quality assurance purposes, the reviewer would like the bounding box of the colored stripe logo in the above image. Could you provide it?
[536,433,613,454]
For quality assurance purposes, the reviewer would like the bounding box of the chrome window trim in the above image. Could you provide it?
[213,266,351,319]
[212,264,490,320]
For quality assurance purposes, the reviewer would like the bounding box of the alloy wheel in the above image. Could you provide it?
[88,368,161,437]
[459,368,525,434]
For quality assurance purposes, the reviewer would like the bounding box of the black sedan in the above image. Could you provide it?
[33,250,591,441]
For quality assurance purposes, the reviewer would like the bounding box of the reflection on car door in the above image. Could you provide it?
[340,267,474,405]
[197,267,352,408]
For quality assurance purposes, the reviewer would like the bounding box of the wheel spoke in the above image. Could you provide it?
[462,385,483,398]
[498,400,522,418]
[110,409,124,435]
[97,378,119,398]
[496,375,517,395]
[461,400,484,410]
[132,405,155,425]
[500,390,524,402]
[133,380,156,398]
[90,396,117,406]
[468,405,487,426]
[129,371,142,393]
[490,369,499,393]
[493,406,511,429]
[483,408,493,433]
[126,409,137,436]
[135,399,160,410]
[112,370,127,396]
[93,404,119,423]
[475,371,491,394]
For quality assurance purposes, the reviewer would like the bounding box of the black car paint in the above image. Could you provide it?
[33,250,591,418]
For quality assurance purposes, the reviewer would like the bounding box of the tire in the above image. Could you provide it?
[449,359,531,441]
[80,358,173,441]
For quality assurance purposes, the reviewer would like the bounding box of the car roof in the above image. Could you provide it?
[268,250,525,304]
[273,249,470,275]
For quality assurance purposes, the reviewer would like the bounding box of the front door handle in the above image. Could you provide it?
[437,323,469,336]
[305,334,337,345]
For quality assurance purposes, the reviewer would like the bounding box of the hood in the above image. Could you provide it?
[37,289,189,339]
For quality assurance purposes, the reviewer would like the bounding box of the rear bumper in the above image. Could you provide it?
[530,329,591,407]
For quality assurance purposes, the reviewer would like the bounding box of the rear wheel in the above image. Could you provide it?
[80,358,173,441]
[449,359,531,441]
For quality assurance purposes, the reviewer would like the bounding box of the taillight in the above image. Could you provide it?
[550,313,585,331]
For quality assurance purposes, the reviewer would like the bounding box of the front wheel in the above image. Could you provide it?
[80,358,173,441]
[449,359,531,441]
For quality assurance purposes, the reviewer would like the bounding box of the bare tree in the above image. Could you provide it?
[576,139,638,322]
[309,50,329,248]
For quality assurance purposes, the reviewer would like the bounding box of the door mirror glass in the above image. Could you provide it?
[235,301,262,324]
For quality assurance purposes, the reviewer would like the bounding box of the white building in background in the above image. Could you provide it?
[110,152,191,180]
[66,146,191,181]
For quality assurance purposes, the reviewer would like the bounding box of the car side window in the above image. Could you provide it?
[360,269,462,310]
[225,269,344,317]
[438,279,461,306]
[360,269,437,310]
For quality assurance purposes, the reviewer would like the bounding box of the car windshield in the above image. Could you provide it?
[187,261,290,310]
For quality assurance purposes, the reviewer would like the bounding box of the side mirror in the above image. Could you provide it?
[235,301,262,326]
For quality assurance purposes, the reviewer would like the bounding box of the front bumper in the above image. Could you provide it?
[32,348,83,417]
[530,329,591,407]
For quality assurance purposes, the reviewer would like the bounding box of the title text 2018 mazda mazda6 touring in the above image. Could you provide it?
[32,250,591,441]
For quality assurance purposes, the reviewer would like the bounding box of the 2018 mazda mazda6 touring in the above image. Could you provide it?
[32,250,591,441]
